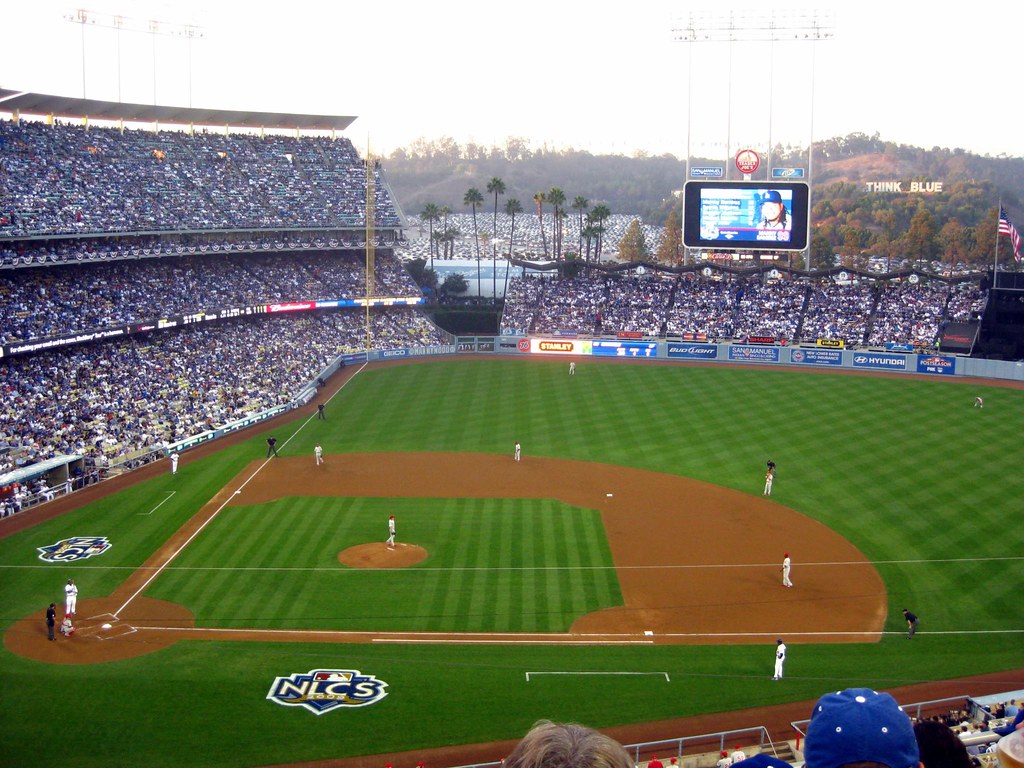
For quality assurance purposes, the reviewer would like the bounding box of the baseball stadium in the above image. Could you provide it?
[1,84,1024,768]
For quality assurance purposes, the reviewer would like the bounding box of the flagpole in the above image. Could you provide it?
[994,198,1000,290]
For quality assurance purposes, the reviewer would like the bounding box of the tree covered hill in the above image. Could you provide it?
[382,133,1024,267]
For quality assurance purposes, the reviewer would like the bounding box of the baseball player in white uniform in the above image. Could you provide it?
[781,552,793,587]
[64,579,78,616]
[386,515,396,548]
[569,361,575,375]
[773,639,786,680]
[974,396,984,408]
[763,470,774,496]
[314,443,324,466]
[170,451,179,475]
[514,441,521,462]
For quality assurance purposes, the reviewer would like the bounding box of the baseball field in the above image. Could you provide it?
[1,356,1022,768]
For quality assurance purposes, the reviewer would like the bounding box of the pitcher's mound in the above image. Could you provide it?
[339,542,428,568]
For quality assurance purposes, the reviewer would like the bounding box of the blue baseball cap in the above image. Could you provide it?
[763,190,783,204]
[805,688,919,768]
[741,755,792,768]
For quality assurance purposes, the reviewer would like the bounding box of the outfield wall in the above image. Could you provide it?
[440,336,1024,382]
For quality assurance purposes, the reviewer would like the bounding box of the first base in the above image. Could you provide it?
[101,623,113,629]
[606,493,613,497]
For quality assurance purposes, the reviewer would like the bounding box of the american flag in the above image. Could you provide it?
[999,207,1022,263]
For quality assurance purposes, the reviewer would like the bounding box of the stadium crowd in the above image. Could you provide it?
[0,251,421,343]
[0,119,400,235]
[502,271,986,347]
[0,308,447,485]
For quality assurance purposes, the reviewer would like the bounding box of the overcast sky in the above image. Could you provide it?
[2,0,1021,159]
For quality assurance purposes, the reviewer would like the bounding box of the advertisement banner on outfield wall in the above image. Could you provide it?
[667,343,718,359]
[591,340,657,357]
[916,355,956,375]
[521,338,593,355]
[790,348,843,366]
[852,352,907,370]
[728,345,781,363]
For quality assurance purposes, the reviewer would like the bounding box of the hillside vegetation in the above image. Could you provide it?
[383,133,1024,268]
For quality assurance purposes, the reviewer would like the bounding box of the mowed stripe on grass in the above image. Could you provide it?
[146,497,621,633]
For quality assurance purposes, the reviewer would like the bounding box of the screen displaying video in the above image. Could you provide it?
[683,181,809,251]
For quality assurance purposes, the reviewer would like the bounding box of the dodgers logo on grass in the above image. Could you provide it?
[37,536,112,562]
[267,669,389,715]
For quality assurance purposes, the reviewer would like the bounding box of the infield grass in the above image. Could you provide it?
[1,357,1022,768]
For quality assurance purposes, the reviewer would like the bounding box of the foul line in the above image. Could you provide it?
[138,491,176,516]
[526,671,670,681]
[114,361,368,618]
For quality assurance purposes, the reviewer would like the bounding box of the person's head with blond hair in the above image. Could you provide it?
[504,721,633,768]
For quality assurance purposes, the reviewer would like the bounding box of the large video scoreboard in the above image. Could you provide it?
[683,180,809,251]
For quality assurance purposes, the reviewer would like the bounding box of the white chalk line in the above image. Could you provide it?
[138,491,176,516]
[9,554,1021,573]
[114,361,368,619]
[126,626,1024,639]
[526,671,670,681]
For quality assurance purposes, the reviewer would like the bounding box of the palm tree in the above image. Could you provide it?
[571,195,589,260]
[590,203,611,262]
[547,188,566,259]
[533,192,548,258]
[439,205,451,258]
[582,220,599,263]
[421,203,439,272]
[503,197,523,301]
[486,177,505,241]
[464,187,484,299]
[504,198,523,258]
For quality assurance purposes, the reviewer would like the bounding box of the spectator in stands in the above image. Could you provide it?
[995,707,1024,737]
[504,721,633,768]
[804,688,922,768]
[914,721,972,768]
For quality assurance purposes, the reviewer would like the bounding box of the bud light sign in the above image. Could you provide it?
[667,343,718,359]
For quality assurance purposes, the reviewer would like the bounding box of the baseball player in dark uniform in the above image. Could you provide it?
[902,608,918,639]
[266,436,279,457]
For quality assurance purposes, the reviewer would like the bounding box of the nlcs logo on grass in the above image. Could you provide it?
[37,536,112,562]
[266,669,389,715]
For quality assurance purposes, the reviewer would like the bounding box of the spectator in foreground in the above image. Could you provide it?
[913,721,971,768]
[504,721,633,768]
[804,688,922,768]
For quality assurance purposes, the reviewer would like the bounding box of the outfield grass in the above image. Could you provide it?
[1,357,1022,768]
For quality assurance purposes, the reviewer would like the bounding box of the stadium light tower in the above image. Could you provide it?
[65,8,205,106]
[672,9,832,269]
